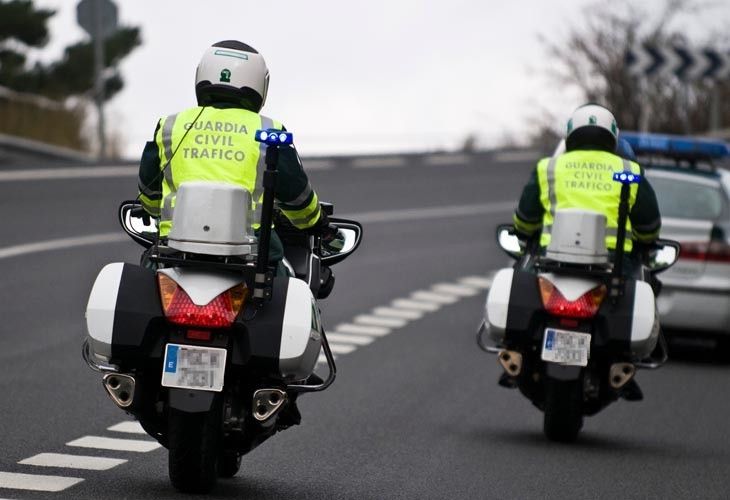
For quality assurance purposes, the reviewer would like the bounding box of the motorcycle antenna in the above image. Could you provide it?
[610,168,641,301]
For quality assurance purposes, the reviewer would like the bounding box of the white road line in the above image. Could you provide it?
[423,154,470,166]
[326,333,375,346]
[351,157,407,169]
[493,150,540,163]
[459,276,493,289]
[0,233,126,260]
[19,453,127,471]
[66,436,161,453]
[431,283,481,297]
[410,291,459,304]
[372,306,424,320]
[0,166,136,182]
[0,471,83,492]
[391,298,441,312]
[328,343,358,355]
[334,323,391,337]
[304,159,335,170]
[354,314,408,328]
[345,201,514,224]
[317,352,336,364]
[107,421,146,434]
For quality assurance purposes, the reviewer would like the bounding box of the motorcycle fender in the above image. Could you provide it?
[485,268,514,343]
[546,363,582,381]
[630,281,659,359]
[168,388,216,413]
[85,263,162,360]
[279,278,321,380]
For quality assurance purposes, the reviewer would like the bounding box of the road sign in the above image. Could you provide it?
[626,44,730,81]
[77,0,118,38]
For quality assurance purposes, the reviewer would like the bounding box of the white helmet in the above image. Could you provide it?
[195,40,270,111]
[565,103,619,152]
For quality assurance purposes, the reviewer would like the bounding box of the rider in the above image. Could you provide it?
[513,103,661,272]
[136,40,340,278]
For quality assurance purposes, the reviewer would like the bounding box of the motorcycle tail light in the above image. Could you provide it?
[157,274,247,328]
[538,277,607,319]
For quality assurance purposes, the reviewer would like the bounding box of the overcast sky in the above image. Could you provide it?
[30,0,730,159]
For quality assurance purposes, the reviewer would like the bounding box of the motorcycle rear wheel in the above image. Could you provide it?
[168,407,221,493]
[543,378,583,443]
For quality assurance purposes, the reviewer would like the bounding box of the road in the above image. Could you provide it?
[0,151,728,499]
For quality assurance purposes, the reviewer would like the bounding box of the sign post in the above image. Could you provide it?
[77,0,118,160]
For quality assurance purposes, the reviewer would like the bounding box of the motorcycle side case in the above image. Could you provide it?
[627,280,659,359]
[484,268,515,344]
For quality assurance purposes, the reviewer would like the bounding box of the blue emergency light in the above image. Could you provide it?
[255,129,294,145]
[620,132,730,160]
[612,172,642,184]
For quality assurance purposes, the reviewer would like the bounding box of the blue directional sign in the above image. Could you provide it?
[255,129,294,145]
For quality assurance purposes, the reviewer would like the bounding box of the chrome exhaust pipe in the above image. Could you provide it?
[609,362,636,389]
[498,350,523,377]
[102,373,135,408]
[252,389,288,422]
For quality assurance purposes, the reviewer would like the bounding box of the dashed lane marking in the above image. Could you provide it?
[431,283,482,297]
[107,421,146,434]
[390,298,441,312]
[19,453,127,471]
[372,307,424,320]
[353,314,408,328]
[326,332,376,346]
[423,154,470,166]
[66,436,161,453]
[334,323,391,337]
[351,157,407,169]
[0,471,83,492]
[328,343,358,355]
[410,290,460,304]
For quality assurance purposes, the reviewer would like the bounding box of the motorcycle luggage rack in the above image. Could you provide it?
[286,329,337,393]
[534,259,614,280]
[149,245,257,272]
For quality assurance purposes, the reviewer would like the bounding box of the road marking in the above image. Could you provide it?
[354,314,408,328]
[326,332,376,345]
[459,276,493,289]
[0,233,126,260]
[317,353,336,364]
[410,291,459,304]
[372,307,424,320]
[334,323,391,336]
[328,343,358,354]
[107,421,146,434]
[391,299,441,312]
[0,471,83,492]
[493,150,540,163]
[66,436,161,453]
[351,157,407,169]
[0,165,136,182]
[345,201,514,224]
[304,159,335,170]
[19,453,127,471]
[423,154,470,166]
[431,283,481,297]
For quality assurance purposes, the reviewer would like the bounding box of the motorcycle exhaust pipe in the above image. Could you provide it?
[609,362,636,389]
[102,373,136,408]
[498,350,523,377]
[252,389,288,422]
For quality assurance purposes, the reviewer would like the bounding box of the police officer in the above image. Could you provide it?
[137,40,340,276]
[513,103,661,267]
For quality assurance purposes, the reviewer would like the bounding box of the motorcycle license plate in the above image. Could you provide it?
[541,328,590,367]
[161,344,227,392]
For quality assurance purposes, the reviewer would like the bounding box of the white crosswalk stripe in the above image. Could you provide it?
[390,299,441,312]
[431,283,481,297]
[326,332,376,345]
[334,323,391,336]
[107,421,146,434]
[354,314,408,328]
[459,276,493,289]
[372,306,424,320]
[410,291,459,304]
[328,343,357,355]
[19,453,127,471]
[0,471,83,492]
[66,436,161,453]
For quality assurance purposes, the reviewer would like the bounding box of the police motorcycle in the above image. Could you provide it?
[477,171,679,442]
[82,129,362,493]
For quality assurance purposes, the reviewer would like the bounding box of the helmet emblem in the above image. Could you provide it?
[220,69,232,83]
[589,115,597,125]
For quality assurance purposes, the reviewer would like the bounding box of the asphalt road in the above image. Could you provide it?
[0,151,729,499]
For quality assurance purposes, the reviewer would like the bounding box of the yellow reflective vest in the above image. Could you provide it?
[534,150,641,251]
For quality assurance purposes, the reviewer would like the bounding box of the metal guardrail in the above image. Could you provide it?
[0,133,93,166]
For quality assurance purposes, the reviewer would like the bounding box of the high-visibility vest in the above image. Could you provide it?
[153,106,281,237]
[536,150,641,251]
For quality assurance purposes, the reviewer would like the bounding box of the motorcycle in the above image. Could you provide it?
[82,130,362,492]
[477,172,679,442]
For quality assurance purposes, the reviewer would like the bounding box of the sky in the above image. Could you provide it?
[28,0,730,159]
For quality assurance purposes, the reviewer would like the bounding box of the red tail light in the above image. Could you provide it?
[680,227,730,263]
[538,277,607,319]
[157,274,247,328]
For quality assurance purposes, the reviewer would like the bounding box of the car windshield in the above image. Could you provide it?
[648,173,725,220]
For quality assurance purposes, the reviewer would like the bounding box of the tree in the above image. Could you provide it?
[534,0,730,142]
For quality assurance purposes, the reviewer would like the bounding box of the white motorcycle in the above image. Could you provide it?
[83,130,362,492]
[478,172,679,442]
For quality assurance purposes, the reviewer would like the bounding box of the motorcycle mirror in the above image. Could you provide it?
[119,201,158,249]
[321,219,363,265]
[647,239,680,273]
[496,224,523,260]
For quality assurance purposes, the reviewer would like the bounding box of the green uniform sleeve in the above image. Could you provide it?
[275,144,322,230]
[138,122,162,217]
[630,175,662,243]
[513,167,544,236]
